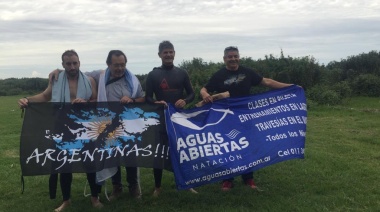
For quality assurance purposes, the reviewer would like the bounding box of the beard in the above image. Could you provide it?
[66,69,79,78]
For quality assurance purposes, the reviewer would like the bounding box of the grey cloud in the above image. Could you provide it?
[1,0,380,79]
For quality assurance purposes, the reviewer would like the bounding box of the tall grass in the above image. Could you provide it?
[1,95,379,211]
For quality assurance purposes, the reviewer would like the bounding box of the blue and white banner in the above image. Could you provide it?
[165,85,307,189]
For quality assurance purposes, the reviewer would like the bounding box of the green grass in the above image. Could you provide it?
[1,95,379,211]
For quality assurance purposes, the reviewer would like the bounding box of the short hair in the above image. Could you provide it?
[158,40,174,53]
[224,46,239,57]
[62,49,79,62]
[106,50,127,65]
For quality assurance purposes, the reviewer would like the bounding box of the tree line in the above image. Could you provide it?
[2,50,379,106]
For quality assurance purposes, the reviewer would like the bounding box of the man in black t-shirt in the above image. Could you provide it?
[200,46,293,191]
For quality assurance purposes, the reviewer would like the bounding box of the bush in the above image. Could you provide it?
[319,90,342,105]
[7,88,22,96]
[352,74,380,97]
[307,85,342,105]
[332,81,352,99]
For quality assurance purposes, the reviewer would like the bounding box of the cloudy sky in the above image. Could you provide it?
[1,0,379,79]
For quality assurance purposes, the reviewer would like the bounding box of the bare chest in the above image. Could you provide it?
[68,80,78,101]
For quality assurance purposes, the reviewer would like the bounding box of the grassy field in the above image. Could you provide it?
[1,95,379,212]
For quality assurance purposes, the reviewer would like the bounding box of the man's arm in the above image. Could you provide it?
[120,95,145,104]
[85,70,103,85]
[174,73,195,108]
[18,82,52,108]
[260,78,293,89]
[196,88,229,107]
[49,69,62,82]
[145,73,157,104]
[134,82,146,103]
[200,87,213,103]
[120,80,146,104]
[49,69,103,84]
[134,97,145,103]
[182,72,195,104]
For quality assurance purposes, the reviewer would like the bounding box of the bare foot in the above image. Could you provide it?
[54,200,71,212]
[91,197,104,209]
[188,188,198,194]
[153,187,161,197]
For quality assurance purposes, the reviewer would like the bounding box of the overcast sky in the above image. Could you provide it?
[1,0,379,79]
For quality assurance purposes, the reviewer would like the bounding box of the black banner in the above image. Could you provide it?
[20,102,170,176]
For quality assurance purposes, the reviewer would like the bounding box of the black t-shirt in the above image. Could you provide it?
[145,66,194,104]
[205,66,263,97]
